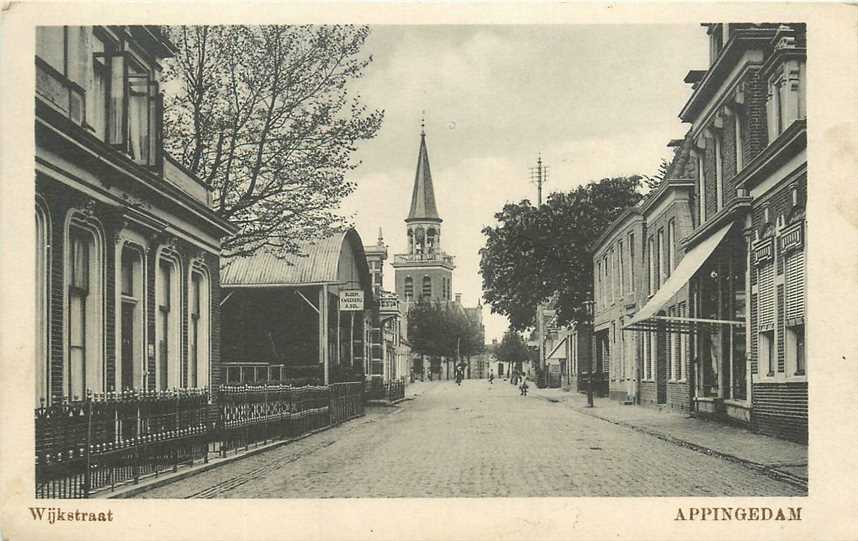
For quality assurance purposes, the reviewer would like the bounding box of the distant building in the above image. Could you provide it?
[365,230,411,386]
[392,127,455,309]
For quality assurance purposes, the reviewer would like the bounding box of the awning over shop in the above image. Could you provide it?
[624,221,739,333]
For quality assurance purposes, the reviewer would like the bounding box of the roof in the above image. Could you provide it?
[406,131,442,222]
[590,206,643,253]
[221,229,370,288]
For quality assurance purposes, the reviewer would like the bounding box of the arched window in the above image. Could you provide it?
[35,201,50,406]
[156,248,182,390]
[422,276,432,299]
[188,263,211,389]
[65,210,104,401]
[118,242,146,391]
[404,276,413,301]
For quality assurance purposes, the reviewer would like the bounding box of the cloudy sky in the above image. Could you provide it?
[341,25,709,341]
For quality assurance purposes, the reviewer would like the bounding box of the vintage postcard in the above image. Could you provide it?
[1,2,857,540]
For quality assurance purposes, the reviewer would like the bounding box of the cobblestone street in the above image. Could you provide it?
[137,380,804,498]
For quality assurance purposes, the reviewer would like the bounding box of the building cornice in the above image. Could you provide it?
[639,177,696,216]
[680,27,778,122]
[590,206,643,253]
[681,197,752,250]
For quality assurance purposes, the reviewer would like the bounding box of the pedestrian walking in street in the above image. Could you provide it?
[489,370,494,384]
[519,377,529,397]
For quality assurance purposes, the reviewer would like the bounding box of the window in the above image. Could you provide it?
[787,325,805,375]
[35,204,50,406]
[422,276,432,300]
[709,24,723,65]
[619,317,625,380]
[157,256,181,390]
[404,276,413,301]
[647,237,655,295]
[657,229,665,288]
[604,256,609,304]
[696,153,706,224]
[189,273,201,387]
[784,229,806,375]
[643,333,650,380]
[714,135,723,211]
[650,327,658,381]
[667,306,675,380]
[629,233,635,293]
[119,245,144,391]
[127,59,152,163]
[667,219,676,276]
[607,250,614,304]
[734,111,744,172]
[36,26,66,72]
[618,240,625,296]
[67,223,102,400]
[760,330,775,375]
[678,302,687,381]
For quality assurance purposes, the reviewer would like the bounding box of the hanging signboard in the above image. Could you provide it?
[379,293,399,317]
[339,289,364,311]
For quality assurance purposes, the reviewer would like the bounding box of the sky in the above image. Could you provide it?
[340,25,710,342]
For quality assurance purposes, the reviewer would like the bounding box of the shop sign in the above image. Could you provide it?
[340,290,364,311]
[379,294,399,316]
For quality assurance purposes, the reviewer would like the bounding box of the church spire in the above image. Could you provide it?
[406,126,441,223]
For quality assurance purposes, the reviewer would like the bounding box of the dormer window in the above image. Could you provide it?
[36,26,162,170]
[708,24,724,66]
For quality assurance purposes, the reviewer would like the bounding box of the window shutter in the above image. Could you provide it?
[785,248,805,322]
[149,80,163,172]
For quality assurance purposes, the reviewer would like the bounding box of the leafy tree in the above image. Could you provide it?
[495,330,530,364]
[407,301,484,374]
[479,176,644,331]
[642,158,670,193]
[163,25,384,258]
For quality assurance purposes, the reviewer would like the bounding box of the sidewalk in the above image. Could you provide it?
[530,386,808,490]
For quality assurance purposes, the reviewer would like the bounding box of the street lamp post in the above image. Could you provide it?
[584,300,595,408]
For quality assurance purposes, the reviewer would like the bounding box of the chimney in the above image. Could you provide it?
[455,293,462,304]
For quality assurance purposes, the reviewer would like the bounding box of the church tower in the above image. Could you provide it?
[393,126,455,308]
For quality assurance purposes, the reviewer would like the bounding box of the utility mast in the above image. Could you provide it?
[529,154,549,380]
[529,153,549,205]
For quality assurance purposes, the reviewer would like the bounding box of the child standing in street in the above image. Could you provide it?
[519,377,529,397]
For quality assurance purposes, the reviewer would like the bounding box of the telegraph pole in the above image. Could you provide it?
[529,155,549,382]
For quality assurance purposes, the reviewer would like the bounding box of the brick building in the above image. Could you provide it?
[392,127,455,309]
[592,208,645,401]
[34,26,234,406]
[625,23,807,442]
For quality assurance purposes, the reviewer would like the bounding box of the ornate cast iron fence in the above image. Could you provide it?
[35,389,212,499]
[35,382,365,499]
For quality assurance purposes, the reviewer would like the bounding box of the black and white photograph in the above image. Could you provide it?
[2,3,858,541]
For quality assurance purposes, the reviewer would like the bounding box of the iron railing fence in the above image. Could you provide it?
[35,389,212,499]
[35,382,365,499]
[365,380,405,402]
